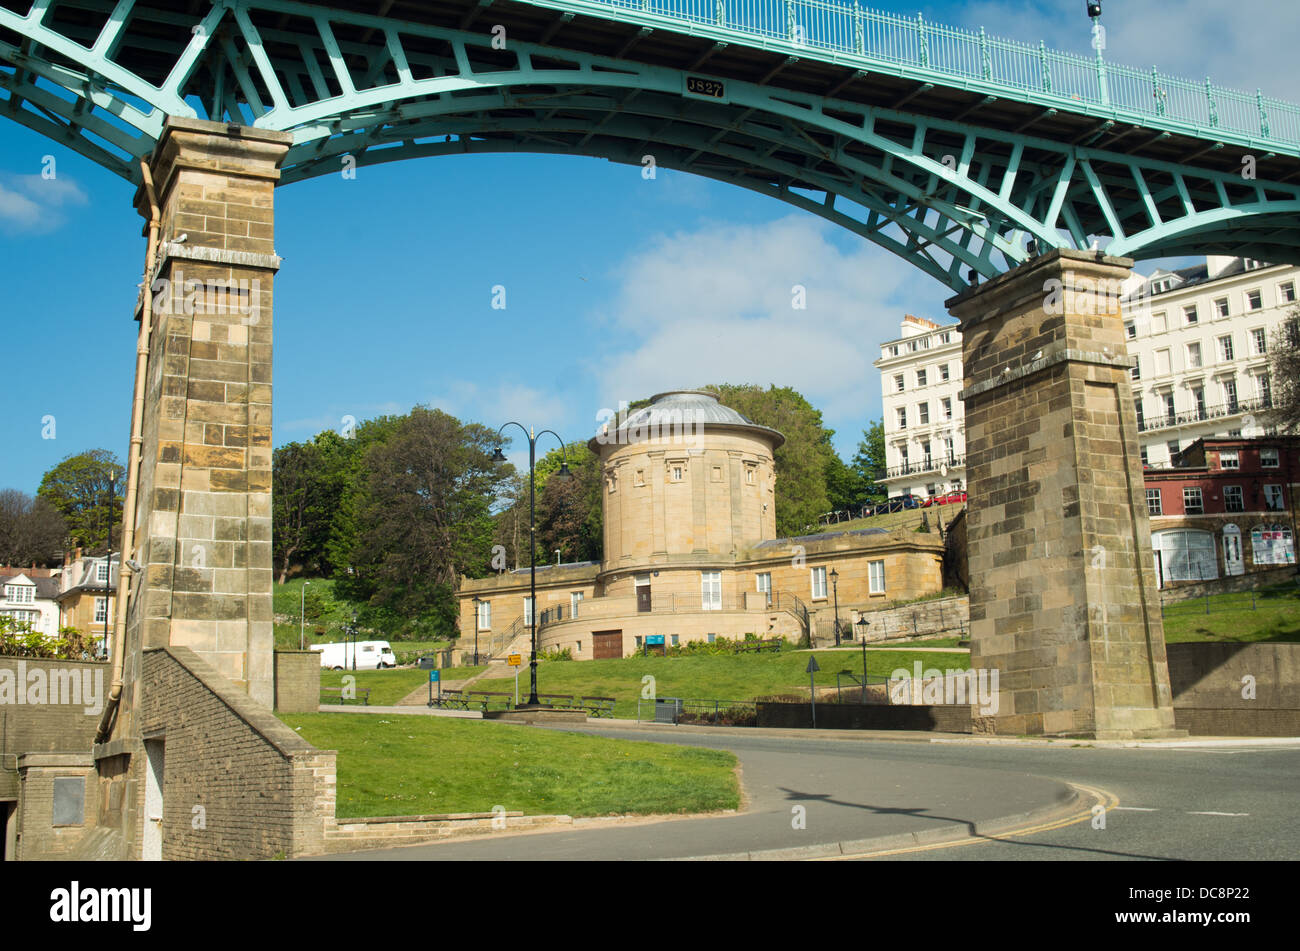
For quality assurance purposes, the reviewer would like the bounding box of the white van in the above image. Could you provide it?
[312,640,397,670]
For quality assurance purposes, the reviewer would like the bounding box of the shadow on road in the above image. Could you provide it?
[777,787,1178,861]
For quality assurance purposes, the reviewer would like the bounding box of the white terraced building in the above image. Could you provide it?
[875,257,1300,498]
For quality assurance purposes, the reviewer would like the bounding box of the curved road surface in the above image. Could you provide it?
[311,725,1300,861]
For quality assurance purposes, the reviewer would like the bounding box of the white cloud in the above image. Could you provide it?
[588,215,952,434]
[0,174,88,232]
[952,0,1300,98]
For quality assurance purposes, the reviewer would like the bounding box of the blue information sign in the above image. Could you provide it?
[646,635,665,646]
[429,669,440,682]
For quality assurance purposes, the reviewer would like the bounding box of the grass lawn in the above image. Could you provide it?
[477,648,971,718]
[1160,584,1300,643]
[280,713,740,818]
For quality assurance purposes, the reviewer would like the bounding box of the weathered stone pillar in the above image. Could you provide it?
[948,249,1178,738]
[120,117,291,723]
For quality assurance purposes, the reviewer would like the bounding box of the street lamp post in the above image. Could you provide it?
[492,424,570,707]
[472,597,482,665]
[856,616,870,702]
[830,567,841,646]
[300,580,311,650]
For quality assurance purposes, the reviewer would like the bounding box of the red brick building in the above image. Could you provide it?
[1143,437,1300,586]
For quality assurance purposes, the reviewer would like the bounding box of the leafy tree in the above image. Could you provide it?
[37,449,123,553]
[535,442,603,564]
[852,419,889,502]
[333,407,507,638]
[0,489,68,567]
[1267,307,1300,433]
[825,454,867,512]
[325,414,407,584]
[272,432,353,583]
[705,384,836,536]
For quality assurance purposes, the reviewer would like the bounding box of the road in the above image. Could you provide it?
[313,725,1300,861]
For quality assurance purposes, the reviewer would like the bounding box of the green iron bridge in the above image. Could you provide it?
[2,0,1298,290]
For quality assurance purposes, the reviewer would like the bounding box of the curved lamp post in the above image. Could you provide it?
[491,424,570,707]
[830,567,841,646]
[856,615,870,702]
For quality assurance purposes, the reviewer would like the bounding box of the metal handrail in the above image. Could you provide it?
[525,0,1300,146]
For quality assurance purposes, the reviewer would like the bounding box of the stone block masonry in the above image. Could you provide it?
[121,117,290,726]
[947,249,1179,738]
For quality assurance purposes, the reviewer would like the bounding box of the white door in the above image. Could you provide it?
[1223,525,1244,576]
[143,738,164,861]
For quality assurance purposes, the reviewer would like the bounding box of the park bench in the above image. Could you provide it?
[426,689,475,711]
[732,637,783,654]
[320,686,371,705]
[580,696,617,718]
[468,691,515,711]
[533,693,585,711]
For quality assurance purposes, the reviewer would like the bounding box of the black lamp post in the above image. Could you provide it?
[471,597,482,665]
[491,424,570,707]
[830,567,841,646]
[856,615,870,701]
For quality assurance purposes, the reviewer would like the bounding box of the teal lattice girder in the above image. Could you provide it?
[2,0,1298,291]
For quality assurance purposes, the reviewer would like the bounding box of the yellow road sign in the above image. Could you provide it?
[508,653,522,667]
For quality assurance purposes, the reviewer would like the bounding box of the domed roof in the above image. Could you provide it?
[590,390,785,452]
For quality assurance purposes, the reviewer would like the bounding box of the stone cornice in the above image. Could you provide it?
[960,347,1136,401]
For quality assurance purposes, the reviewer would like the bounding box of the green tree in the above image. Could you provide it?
[334,407,507,638]
[535,441,603,564]
[37,449,123,553]
[825,454,867,512]
[852,420,888,502]
[325,414,407,585]
[272,432,353,583]
[0,489,68,566]
[1267,306,1300,433]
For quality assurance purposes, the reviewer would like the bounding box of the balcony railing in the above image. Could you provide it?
[1137,397,1272,433]
[541,0,1300,147]
[885,455,964,479]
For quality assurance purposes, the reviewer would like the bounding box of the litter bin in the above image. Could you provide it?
[417,655,437,670]
[654,698,684,724]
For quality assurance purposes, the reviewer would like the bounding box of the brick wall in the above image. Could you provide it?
[137,646,334,859]
[0,657,105,800]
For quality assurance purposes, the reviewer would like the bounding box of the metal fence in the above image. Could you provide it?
[635,696,758,725]
[541,0,1300,145]
[1160,585,1293,618]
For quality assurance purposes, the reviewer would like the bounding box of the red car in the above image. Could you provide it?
[934,491,967,505]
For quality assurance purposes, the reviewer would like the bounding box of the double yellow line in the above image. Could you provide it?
[820,782,1118,860]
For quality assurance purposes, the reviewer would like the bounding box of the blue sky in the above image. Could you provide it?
[2,0,1296,492]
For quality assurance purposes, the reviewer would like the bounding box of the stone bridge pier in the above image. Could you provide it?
[120,116,288,721]
[948,249,1180,738]
[78,118,336,862]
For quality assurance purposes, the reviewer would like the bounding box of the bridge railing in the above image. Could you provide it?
[545,0,1300,146]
